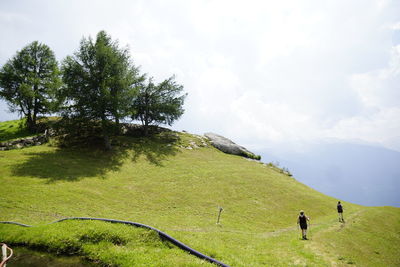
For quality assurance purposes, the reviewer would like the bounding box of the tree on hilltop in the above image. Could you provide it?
[61,30,142,149]
[0,41,61,132]
[131,75,186,136]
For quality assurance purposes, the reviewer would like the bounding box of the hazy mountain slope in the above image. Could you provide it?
[257,142,400,207]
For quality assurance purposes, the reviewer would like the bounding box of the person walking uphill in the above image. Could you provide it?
[297,210,310,240]
[337,201,344,222]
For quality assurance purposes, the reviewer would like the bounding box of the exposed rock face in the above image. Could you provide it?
[204,133,260,160]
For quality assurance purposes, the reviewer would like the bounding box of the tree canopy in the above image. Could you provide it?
[132,76,186,136]
[61,31,142,149]
[0,31,187,148]
[0,41,61,131]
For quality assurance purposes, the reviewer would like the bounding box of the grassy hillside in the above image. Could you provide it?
[0,117,55,141]
[0,119,33,141]
[0,120,399,266]
[0,221,210,266]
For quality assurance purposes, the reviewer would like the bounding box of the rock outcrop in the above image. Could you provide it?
[204,133,260,160]
[0,132,49,151]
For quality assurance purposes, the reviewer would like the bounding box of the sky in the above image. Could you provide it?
[0,0,399,151]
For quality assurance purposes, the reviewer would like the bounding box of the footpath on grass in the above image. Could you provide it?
[1,208,398,266]
[304,207,400,267]
[304,209,364,266]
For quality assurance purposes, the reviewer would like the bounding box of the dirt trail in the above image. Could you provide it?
[166,223,325,239]
[305,209,365,266]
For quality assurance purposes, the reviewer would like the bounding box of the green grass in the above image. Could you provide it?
[0,117,58,142]
[0,221,212,266]
[308,207,400,266]
[0,119,34,141]
[0,119,399,266]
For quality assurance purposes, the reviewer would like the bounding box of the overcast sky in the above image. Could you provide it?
[1,0,399,152]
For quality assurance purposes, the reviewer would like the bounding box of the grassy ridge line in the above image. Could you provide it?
[0,141,353,266]
[0,119,34,141]
[0,119,399,266]
[0,134,347,228]
[0,118,57,142]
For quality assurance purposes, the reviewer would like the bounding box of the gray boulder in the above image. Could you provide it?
[0,132,49,151]
[204,133,260,160]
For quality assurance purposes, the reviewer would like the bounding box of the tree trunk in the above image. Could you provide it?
[144,120,149,136]
[102,118,112,150]
[32,111,37,133]
[31,84,39,133]
[32,98,39,133]
[26,113,35,132]
[104,134,112,151]
[115,117,120,135]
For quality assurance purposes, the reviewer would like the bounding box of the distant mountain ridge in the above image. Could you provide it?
[257,142,400,207]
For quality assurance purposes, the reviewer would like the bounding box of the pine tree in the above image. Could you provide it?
[0,41,61,132]
[61,31,141,149]
[132,76,186,136]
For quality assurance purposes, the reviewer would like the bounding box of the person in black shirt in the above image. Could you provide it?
[297,210,310,240]
[337,201,344,222]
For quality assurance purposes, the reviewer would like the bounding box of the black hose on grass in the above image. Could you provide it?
[0,217,230,267]
[0,221,31,227]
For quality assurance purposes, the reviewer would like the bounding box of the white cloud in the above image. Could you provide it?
[323,44,400,150]
[0,11,30,24]
[326,107,400,150]
[391,22,400,30]
[0,0,399,152]
[350,45,400,108]
[230,91,315,142]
